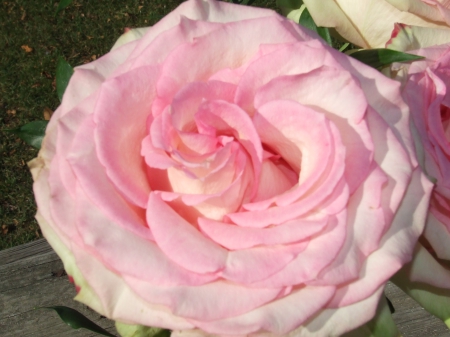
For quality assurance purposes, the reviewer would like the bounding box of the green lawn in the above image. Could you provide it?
[0,0,278,250]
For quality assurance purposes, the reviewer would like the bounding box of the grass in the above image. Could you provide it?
[0,0,278,250]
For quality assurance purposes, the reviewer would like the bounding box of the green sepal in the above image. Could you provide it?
[56,57,74,102]
[408,284,450,327]
[392,273,450,328]
[349,49,424,69]
[366,295,400,337]
[341,324,376,337]
[299,7,333,46]
[55,0,73,15]
[341,295,399,337]
[6,120,48,149]
[37,306,116,336]
[153,330,171,337]
[115,321,170,337]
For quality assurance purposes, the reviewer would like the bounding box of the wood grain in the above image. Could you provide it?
[0,238,54,265]
[385,282,450,337]
[0,239,116,336]
[1,239,449,336]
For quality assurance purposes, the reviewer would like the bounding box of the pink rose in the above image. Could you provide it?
[297,0,450,48]
[387,25,450,325]
[29,0,432,336]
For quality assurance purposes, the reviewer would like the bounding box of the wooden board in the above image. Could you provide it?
[1,239,449,336]
[385,282,450,337]
[0,239,115,336]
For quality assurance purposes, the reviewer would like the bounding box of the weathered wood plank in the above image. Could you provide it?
[385,282,450,337]
[0,238,54,266]
[0,240,116,336]
[1,239,450,336]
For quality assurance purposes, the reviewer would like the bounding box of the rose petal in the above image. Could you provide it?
[95,66,160,207]
[314,163,388,287]
[425,211,450,259]
[171,81,237,131]
[68,117,150,238]
[48,156,83,244]
[156,16,312,110]
[235,41,332,115]
[327,167,432,307]
[190,285,336,335]
[72,246,196,329]
[124,277,284,322]
[387,24,450,51]
[35,211,107,317]
[147,193,228,274]
[250,214,347,288]
[195,100,263,195]
[303,0,446,48]
[222,243,308,284]
[385,0,449,24]
[199,216,328,250]
[254,67,373,195]
[228,102,347,228]
[62,40,141,116]
[287,286,385,337]
[111,27,149,51]
[76,185,218,286]
[127,0,284,60]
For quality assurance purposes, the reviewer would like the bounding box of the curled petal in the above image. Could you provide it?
[147,193,228,274]
[95,66,160,207]
[198,216,328,250]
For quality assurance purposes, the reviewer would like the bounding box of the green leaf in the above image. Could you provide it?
[6,121,48,149]
[55,0,73,15]
[349,49,424,69]
[339,43,350,52]
[276,0,304,22]
[317,26,332,47]
[231,0,255,5]
[366,295,400,337]
[298,6,316,31]
[38,306,116,337]
[276,0,302,8]
[341,295,399,337]
[276,0,303,16]
[115,321,170,337]
[56,57,74,102]
[299,7,333,46]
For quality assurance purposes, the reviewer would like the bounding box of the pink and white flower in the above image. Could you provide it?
[387,24,450,326]
[297,0,450,48]
[30,1,432,336]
